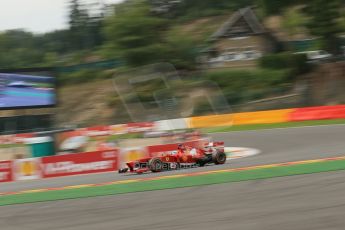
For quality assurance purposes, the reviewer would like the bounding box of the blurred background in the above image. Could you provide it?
[2,2,345,227]
[0,0,344,155]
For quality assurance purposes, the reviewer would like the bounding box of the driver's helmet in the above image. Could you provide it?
[178,144,186,150]
[203,142,213,151]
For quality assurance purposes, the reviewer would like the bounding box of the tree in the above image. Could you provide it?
[306,0,342,53]
[0,30,46,68]
[164,34,198,69]
[69,0,90,50]
[104,1,167,66]
[282,6,308,39]
[260,0,307,16]
[171,0,253,19]
[39,29,72,54]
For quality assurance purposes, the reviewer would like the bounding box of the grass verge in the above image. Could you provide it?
[0,143,25,149]
[202,119,345,133]
[1,158,345,206]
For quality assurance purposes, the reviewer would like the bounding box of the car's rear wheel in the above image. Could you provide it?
[149,158,163,172]
[212,151,226,165]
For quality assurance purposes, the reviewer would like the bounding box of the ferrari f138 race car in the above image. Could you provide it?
[118,142,226,174]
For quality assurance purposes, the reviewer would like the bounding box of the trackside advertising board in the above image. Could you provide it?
[41,149,119,178]
[13,158,41,181]
[0,161,13,182]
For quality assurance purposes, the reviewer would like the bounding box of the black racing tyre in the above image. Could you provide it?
[212,151,227,165]
[149,158,163,172]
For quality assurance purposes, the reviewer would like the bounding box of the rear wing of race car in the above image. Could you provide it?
[204,141,224,147]
[214,141,224,147]
[203,141,224,153]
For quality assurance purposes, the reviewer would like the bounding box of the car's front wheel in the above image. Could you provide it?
[149,158,163,172]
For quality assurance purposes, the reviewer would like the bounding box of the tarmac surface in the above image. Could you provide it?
[1,171,345,230]
[1,124,345,230]
[2,124,345,193]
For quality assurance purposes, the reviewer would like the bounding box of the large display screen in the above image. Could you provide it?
[0,73,56,109]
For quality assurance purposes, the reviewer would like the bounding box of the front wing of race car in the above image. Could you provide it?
[119,156,182,174]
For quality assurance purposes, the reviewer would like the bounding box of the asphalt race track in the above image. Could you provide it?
[1,124,345,230]
[2,124,345,193]
[2,171,345,230]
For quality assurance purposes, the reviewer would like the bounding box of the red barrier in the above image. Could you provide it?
[41,149,119,178]
[0,161,13,183]
[289,105,345,121]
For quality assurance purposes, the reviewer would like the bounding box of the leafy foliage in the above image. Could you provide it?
[259,52,310,76]
[260,0,307,16]
[104,1,167,66]
[164,35,198,69]
[68,0,104,50]
[0,30,45,68]
[282,6,308,37]
[0,0,343,70]
[103,0,198,68]
[176,0,244,18]
[202,69,291,105]
[306,0,343,53]
[0,0,105,69]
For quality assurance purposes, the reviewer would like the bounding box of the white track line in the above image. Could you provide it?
[225,147,261,160]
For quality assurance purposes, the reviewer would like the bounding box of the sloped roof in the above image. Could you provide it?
[209,7,265,41]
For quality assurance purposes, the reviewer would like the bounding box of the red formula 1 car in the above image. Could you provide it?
[118,142,226,174]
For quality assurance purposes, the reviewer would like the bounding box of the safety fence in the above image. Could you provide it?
[2,105,345,145]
